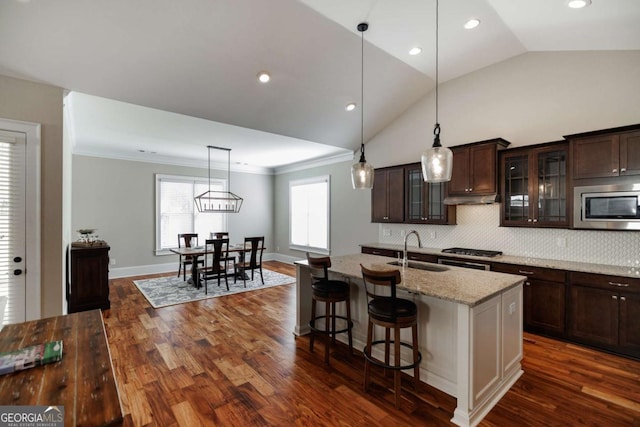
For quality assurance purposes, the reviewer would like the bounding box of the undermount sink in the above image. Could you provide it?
[387,260,449,272]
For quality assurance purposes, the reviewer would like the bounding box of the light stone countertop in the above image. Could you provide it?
[298,253,526,307]
[361,243,640,279]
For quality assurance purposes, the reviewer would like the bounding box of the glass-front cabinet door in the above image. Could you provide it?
[405,163,455,224]
[502,152,530,225]
[501,142,568,228]
[534,148,568,226]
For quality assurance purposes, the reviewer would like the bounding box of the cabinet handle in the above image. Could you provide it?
[621,296,626,301]
[608,281,630,287]
[621,168,627,173]
[612,168,618,173]
[612,295,618,300]
[527,218,533,222]
[532,218,538,223]
[525,281,531,286]
[518,270,534,275]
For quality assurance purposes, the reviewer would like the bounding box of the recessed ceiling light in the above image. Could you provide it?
[464,18,480,30]
[257,72,270,83]
[345,103,356,111]
[409,47,422,56]
[567,0,591,8]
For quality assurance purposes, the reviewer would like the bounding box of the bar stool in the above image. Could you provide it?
[306,252,353,364]
[360,264,422,408]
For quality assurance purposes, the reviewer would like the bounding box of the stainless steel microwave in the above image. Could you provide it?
[574,183,640,230]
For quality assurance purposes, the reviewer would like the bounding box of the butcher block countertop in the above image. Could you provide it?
[299,253,526,307]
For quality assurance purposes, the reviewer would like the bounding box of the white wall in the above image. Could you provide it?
[0,74,66,318]
[72,155,274,275]
[365,51,640,168]
[274,160,377,262]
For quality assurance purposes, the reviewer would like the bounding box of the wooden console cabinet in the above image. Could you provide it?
[68,243,111,313]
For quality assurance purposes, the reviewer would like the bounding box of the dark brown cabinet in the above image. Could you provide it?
[361,246,398,258]
[492,262,567,337]
[405,163,456,225]
[569,271,640,359]
[68,243,111,313]
[449,139,510,196]
[569,125,640,179]
[500,142,569,228]
[371,166,404,223]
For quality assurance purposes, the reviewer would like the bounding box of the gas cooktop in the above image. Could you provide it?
[442,247,503,258]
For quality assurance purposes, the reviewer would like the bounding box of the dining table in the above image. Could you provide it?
[170,242,264,288]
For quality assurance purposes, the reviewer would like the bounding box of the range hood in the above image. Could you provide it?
[444,194,500,205]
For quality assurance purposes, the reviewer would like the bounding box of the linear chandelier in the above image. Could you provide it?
[194,145,243,213]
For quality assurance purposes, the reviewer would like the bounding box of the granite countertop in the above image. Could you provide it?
[298,253,526,307]
[361,243,640,279]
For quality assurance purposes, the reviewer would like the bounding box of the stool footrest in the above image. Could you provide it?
[309,315,353,335]
[363,340,422,370]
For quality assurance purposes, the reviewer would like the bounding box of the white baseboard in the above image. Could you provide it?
[109,252,300,279]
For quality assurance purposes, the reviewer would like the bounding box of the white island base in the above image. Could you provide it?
[295,255,524,427]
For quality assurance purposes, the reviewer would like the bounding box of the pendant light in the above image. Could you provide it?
[194,145,243,213]
[351,22,374,190]
[421,0,453,183]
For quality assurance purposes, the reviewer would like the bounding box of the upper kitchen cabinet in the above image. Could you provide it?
[568,124,640,179]
[371,166,404,223]
[448,139,510,197]
[405,163,456,225]
[500,142,569,228]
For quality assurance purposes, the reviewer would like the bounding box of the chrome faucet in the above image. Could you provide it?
[403,230,422,266]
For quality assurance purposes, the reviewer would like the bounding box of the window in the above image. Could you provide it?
[155,174,226,253]
[289,175,330,254]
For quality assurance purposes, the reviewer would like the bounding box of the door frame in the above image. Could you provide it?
[0,118,41,320]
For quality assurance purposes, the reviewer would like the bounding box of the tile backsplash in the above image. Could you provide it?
[379,204,640,268]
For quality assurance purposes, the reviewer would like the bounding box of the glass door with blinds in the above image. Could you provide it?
[0,129,26,326]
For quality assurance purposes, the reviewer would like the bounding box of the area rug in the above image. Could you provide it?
[133,269,295,308]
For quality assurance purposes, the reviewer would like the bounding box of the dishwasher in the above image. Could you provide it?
[437,258,491,271]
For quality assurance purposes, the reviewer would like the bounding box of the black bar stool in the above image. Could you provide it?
[306,252,353,364]
[360,264,422,408]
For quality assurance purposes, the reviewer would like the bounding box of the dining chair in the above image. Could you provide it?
[177,233,203,281]
[200,238,235,294]
[210,232,229,239]
[235,236,264,287]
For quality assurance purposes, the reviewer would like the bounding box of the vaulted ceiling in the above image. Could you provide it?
[1,0,638,171]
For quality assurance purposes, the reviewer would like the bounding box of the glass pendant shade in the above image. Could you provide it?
[421,145,453,182]
[421,0,452,183]
[351,155,375,189]
[350,22,374,190]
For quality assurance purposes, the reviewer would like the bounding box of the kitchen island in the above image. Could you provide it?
[295,253,526,427]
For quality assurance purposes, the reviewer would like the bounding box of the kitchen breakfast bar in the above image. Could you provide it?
[295,253,526,427]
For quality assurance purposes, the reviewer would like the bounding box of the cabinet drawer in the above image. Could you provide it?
[492,263,566,283]
[569,271,640,293]
[406,252,438,263]
[361,246,398,258]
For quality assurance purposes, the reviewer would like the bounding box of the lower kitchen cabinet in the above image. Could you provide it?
[492,263,566,337]
[569,271,640,359]
[68,243,111,313]
[361,246,398,258]
[619,293,640,355]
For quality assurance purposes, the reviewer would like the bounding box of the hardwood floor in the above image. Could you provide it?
[103,261,640,426]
